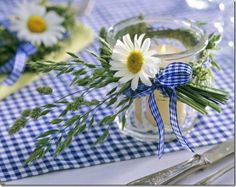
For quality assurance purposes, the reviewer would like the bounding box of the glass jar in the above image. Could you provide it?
[107,16,208,143]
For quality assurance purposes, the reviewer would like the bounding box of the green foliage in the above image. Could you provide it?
[37,86,53,95]
[30,108,43,119]
[51,119,63,124]
[9,118,27,135]
[24,146,46,164]
[8,30,134,163]
[206,33,221,50]
[190,33,222,86]
[176,82,228,115]
[21,109,32,117]
[0,28,18,66]
[100,115,117,126]
[94,130,110,145]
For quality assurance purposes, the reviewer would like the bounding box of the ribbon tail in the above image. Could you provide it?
[148,92,165,158]
[169,89,194,152]
[0,57,15,74]
[1,50,27,86]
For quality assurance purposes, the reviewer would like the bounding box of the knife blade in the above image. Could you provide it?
[128,139,234,185]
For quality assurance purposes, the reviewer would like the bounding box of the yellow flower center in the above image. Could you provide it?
[27,16,47,33]
[126,50,144,73]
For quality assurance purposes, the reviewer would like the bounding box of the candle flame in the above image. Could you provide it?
[160,45,166,54]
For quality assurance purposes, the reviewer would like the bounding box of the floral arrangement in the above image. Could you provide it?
[9,17,228,163]
[0,0,76,85]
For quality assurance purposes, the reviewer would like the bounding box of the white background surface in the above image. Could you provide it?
[4,145,235,185]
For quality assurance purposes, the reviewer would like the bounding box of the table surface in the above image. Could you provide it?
[1,0,234,185]
[4,145,234,185]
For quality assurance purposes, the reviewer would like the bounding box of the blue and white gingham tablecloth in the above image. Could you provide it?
[0,0,234,182]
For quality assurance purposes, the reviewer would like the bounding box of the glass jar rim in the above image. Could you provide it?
[107,16,208,60]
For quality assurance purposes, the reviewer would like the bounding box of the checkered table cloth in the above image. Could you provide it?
[0,0,234,182]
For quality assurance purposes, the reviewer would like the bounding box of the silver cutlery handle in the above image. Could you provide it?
[195,162,234,185]
[128,154,210,185]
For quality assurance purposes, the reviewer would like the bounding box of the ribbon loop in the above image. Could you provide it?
[158,62,192,87]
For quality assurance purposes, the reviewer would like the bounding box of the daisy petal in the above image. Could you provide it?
[114,70,130,77]
[141,38,151,53]
[131,75,139,90]
[112,51,126,61]
[137,34,145,47]
[134,34,139,49]
[119,75,135,83]
[110,61,126,67]
[45,11,64,25]
[123,34,134,50]
[139,72,152,86]
[115,40,130,53]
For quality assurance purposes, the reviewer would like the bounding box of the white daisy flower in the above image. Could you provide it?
[111,34,161,90]
[9,1,65,46]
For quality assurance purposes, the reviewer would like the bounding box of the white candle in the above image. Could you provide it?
[135,44,187,130]
[156,44,181,67]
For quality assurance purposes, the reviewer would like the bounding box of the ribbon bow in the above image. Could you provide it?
[125,62,193,158]
[0,19,36,85]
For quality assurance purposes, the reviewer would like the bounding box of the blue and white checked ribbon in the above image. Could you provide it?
[0,19,36,85]
[0,42,36,85]
[159,63,194,154]
[125,62,193,158]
